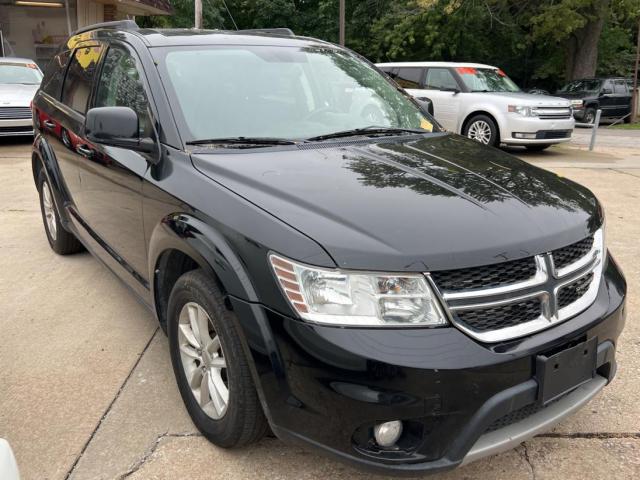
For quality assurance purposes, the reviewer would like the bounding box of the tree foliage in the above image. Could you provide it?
[137,0,640,90]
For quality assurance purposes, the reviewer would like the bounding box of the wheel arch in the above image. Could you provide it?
[149,213,281,424]
[461,110,501,142]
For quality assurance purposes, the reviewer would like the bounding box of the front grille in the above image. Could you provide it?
[485,392,568,433]
[536,107,572,120]
[456,299,541,332]
[553,236,594,270]
[432,232,601,342]
[558,273,593,309]
[0,107,32,119]
[430,257,537,292]
[0,125,33,133]
[536,130,572,140]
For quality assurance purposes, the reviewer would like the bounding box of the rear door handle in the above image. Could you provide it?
[76,145,94,158]
[43,120,56,129]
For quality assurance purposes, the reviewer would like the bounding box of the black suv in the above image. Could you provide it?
[32,21,625,475]
[556,77,633,124]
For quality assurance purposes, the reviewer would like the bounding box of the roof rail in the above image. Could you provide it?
[235,28,295,37]
[72,20,139,37]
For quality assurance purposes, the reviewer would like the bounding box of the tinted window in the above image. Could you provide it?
[61,46,103,114]
[603,80,614,93]
[395,68,423,89]
[42,51,70,98]
[94,46,152,137]
[613,80,627,95]
[424,68,459,90]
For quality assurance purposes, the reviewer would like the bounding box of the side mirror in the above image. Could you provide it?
[85,106,155,154]
[601,87,612,95]
[416,97,434,116]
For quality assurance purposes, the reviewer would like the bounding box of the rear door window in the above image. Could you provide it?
[61,45,103,114]
[395,67,424,89]
[613,80,627,95]
[41,51,70,99]
[424,68,459,90]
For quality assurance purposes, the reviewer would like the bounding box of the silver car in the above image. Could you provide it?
[377,62,575,151]
[0,58,43,137]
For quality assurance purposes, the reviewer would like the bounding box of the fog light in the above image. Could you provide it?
[513,132,537,139]
[373,420,403,447]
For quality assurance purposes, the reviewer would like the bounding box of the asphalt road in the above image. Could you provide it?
[1,135,639,480]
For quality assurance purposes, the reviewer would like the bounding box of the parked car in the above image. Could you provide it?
[556,77,633,124]
[0,57,42,137]
[377,62,575,151]
[33,21,625,476]
[0,439,20,480]
[527,87,550,95]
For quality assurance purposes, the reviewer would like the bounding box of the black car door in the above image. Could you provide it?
[598,79,618,117]
[612,80,630,117]
[71,42,152,287]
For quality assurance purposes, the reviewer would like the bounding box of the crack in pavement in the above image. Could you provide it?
[612,168,640,179]
[64,328,160,480]
[520,443,536,480]
[118,432,203,479]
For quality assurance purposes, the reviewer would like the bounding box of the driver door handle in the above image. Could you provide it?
[76,145,94,158]
[43,120,56,129]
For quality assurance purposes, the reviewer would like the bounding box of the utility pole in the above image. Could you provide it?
[339,0,345,46]
[632,17,639,123]
[195,0,203,29]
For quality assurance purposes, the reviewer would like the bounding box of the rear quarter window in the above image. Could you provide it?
[61,46,103,114]
[41,51,70,99]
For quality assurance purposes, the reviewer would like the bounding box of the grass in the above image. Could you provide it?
[608,122,640,130]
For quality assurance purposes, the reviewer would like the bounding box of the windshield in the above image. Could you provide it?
[457,67,520,93]
[157,46,435,142]
[0,63,43,85]
[558,79,602,93]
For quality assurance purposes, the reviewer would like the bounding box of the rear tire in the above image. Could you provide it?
[37,171,84,255]
[525,144,551,152]
[167,269,268,448]
[464,114,499,146]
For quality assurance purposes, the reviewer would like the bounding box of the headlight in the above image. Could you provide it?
[508,105,538,117]
[570,99,584,108]
[270,254,448,327]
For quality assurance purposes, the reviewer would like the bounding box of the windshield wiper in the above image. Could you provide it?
[186,137,298,147]
[307,126,426,142]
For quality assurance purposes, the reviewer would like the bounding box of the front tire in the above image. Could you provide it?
[37,171,83,255]
[167,269,268,448]
[464,114,499,146]
[583,107,597,125]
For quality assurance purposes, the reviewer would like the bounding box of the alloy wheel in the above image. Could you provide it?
[467,120,492,144]
[42,181,57,241]
[178,301,229,419]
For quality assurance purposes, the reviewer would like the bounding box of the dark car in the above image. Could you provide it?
[32,21,625,476]
[556,77,633,124]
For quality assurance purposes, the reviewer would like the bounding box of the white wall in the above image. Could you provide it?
[0,4,76,65]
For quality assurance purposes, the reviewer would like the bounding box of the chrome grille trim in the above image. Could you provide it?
[0,107,32,119]
[430,229,604,343]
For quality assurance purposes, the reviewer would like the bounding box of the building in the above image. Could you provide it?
[0,0,172,68]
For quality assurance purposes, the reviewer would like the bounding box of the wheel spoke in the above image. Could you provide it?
[200,370,212,407]
[179,323,200,349]
[210,369,229,404]
[179,343,200,360]
[208,374,226,416]
[187,364,203,389]
[210,357,226,369]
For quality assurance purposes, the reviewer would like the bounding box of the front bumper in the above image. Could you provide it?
[231,255,625,475]
[502,115,575,145]
[0,118,34,136]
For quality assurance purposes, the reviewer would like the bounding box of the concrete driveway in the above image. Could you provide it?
[1,135,639,480]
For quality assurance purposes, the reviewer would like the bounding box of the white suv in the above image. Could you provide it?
[377,61,574,151]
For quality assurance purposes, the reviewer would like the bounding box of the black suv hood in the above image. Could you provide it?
[192,134,601,272]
